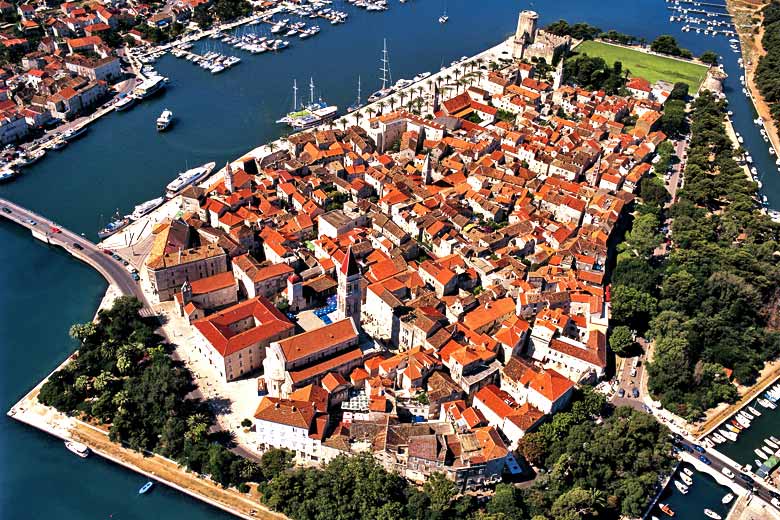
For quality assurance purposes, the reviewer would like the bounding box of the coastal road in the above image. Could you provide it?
[667,139,688,203]
[0,197,150,309]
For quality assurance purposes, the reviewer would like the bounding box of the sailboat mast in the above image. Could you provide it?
[293,79,298,110]
[380,38,389,90]
[357,76,361,104]
[310,77,315,105]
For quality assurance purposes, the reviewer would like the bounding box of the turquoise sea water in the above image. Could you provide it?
[1,0,776,517]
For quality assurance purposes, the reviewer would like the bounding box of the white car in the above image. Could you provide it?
[772,497,780,510]
[721,467,734,479]
[630,368,637,378]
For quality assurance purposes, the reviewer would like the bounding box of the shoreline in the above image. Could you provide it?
[4,34,516,520]
[727,0,780,160]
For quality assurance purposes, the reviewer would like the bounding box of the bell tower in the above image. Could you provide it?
[337,246,361,327]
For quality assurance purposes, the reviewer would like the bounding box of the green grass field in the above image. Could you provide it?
[573,40,708,89]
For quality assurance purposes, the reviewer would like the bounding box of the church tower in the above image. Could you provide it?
[421,153,432,185]
[224,162,234,193]
[337,247,361,326]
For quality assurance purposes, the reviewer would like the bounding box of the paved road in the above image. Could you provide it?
[0,197,148,307]
[674,436,780,508]
[667,139,688,203]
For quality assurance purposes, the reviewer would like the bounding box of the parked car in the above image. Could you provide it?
[693,444,705,453]
[698,455,712,465]
[49,226,61,233]
[72,243,83,250]
[721,467,735,479]
[102,249,112,255]
[618,388,625,398]
[632,387,639,398]
[1,207,11,214]
[630,368,637,378]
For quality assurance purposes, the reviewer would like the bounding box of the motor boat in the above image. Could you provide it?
[704,509,721,520]
[138,481,154,494]
[722,493,734,505]
[659,503,675,517]
[682,468,694,477]
[747,405,762,416]
[755,448,768,460]
[674,480,689,494]
[680,473,693,486]
[65,441,90,458]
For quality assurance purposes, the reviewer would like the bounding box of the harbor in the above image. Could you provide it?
[2,0,780,518]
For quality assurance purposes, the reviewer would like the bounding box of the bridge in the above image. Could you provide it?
[0,197,151,311]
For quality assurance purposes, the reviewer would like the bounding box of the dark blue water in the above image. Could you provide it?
[0,0,773,517]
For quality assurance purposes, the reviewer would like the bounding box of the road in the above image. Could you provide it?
[0,197,149,308]
[667,139,688,202]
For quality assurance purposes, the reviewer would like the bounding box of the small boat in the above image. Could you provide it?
[62,125,89,141]
[680,473,693,486]
[50,139,67,151]
[438,14,448,23]
[755,459,763,467]
[740,410,753,420]
[156,109,173,131]
[682,467,694,477]
[755,448,768,460]
[98,210,130,239]
[767,438,779,450]
[748,406,761,416]
[138,481,154,494]
[771,435,780,444]
[722,493,734,505]
[659,503,675,517]
[114,95,137,112]
[726,424,740,433]
[712,433,726,443]
[720,429,738,442]
[762,446,774,456]
[730,419,744,430]
[704,509,721,520]
[758,398,776,409]
[674,480,688,494]
[18,149,45,167]
[0,166,17,183]
[65,441,90,458]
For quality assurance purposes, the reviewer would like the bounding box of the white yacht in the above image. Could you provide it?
[165,161,216,198]
[156,109,173,131]
[65,441,90,458]
[130,197,164,221]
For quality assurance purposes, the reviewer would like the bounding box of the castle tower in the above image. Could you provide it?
[337,246,361,326]
[224,161,234,193]
[513,10,539,60]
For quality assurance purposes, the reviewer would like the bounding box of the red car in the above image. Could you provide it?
[103,249,112,255]
[50,226,61,234]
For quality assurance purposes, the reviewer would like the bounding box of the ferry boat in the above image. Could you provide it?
[134,76,166,99]
[138,481,154,494]
[130,197,164,220]
[165,161,216,198]
[704,509,722,520]
[98,210,130,239]
[156,109,174,131]
[0,166,18,183]
[722,493,734,505]
[114,94,136,112]
[674,480,688,494]
[659,503,675,517]
[65,441,90,458]
[62,125,89,142]
[276,78,338,130]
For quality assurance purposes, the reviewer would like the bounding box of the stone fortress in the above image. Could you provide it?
[512,10,571,63]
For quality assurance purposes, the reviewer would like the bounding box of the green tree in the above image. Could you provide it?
[423,472,457,513]
[609,325,635,357]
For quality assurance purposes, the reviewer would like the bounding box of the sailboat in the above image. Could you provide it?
[348,76,362,112]
[276,78,338,129]
[368,39,393,103]
[439,0,449,23]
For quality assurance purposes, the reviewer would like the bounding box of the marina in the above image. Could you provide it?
[2,0,780,518]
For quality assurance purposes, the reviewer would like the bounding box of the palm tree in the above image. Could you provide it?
[378,101,386,115]
[354,111,363,126]
[398,89,407,108]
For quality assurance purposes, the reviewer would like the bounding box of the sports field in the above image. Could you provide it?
[573,40,709,89]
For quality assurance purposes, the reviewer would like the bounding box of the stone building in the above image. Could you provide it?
[512,10,571,63]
